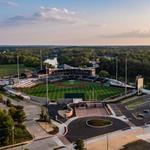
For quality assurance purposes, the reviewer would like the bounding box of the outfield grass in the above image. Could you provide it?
[21,80,124,101]
[0,64,34,77]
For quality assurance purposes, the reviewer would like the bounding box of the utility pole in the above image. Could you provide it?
[125,58,128,95]
[116,57,118,80]
[46,64,49,106]
[17,54,20,84]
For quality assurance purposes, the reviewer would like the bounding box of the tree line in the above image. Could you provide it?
[0,46,150,86]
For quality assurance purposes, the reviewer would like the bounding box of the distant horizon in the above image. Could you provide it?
[1,44,150,47]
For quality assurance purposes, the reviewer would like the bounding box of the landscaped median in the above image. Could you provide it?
[86,118,113,128]
[37,107,59,135]
[37,121,59,135]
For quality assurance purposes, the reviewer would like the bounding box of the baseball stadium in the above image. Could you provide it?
[3,58,150,150]
[12,63,130,103]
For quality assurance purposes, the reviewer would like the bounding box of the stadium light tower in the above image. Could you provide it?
[17,54,20,83]
[116,57,118,80]
[125,58,128,95]
[46,64,49,106]
[40,50,43,70]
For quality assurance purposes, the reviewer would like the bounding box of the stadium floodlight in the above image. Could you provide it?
[46,64,49,106]
[125,58,128,95]
[40,50,43,70]
[116,57,118,80]
[17,54,20,83]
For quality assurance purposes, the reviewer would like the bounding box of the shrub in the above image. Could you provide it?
[15,105,24,110]
[6,99,12,107]
[74,139,85,150]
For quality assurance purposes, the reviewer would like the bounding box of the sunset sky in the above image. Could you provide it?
[1,0,150,45]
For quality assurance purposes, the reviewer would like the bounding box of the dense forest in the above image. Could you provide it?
[0,46,150,87]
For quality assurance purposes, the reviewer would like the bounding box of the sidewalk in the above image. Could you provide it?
[86,127,145,150]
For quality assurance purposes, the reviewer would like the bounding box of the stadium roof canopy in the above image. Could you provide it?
[59,64,75,70]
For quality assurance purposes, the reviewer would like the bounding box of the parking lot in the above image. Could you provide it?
[117,94,150,126]
[65,116,130,142]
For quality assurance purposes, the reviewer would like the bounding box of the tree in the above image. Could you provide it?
[9,107,17,120]
[6,99,12,107]
[74,139,85,150]
[9,107,26,125]
[40,107,45,121]
[14,109,26,124]
[0,109,14,146]
[40,107,51,122]
[98,70,110,78]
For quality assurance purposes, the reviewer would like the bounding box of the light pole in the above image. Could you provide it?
[40,50,43,70]
[46,64,49,106]
[125,58,128,95]
[116,57,118,80]
[17,54,20,84]
[11,126,14,150]
[106,133,109,150]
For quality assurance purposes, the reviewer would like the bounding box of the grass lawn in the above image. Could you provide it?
[14,126,32,144]
[126,98,145,110]
[0,64,34,77]
[87,119,112,127]
[20,80,124,101]
[120,140,150,150]
[0,125,32,147]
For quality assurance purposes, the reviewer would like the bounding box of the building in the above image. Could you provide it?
[48,64,96,79]
[38,64,96,80]
[44,57,58,68]
[136,75,144,94]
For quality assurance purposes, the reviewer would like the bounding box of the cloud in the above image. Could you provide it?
[0,1,19,7]
[0,7,78,27]
[87,23,107,28]
[102,30,150,38]
[34,6,77,23]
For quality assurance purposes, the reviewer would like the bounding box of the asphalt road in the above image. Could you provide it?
[65,116,130,142]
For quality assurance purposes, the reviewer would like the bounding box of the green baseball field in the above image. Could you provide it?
[21,80,124,101]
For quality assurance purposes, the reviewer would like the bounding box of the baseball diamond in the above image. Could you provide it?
[20,80,124,101]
